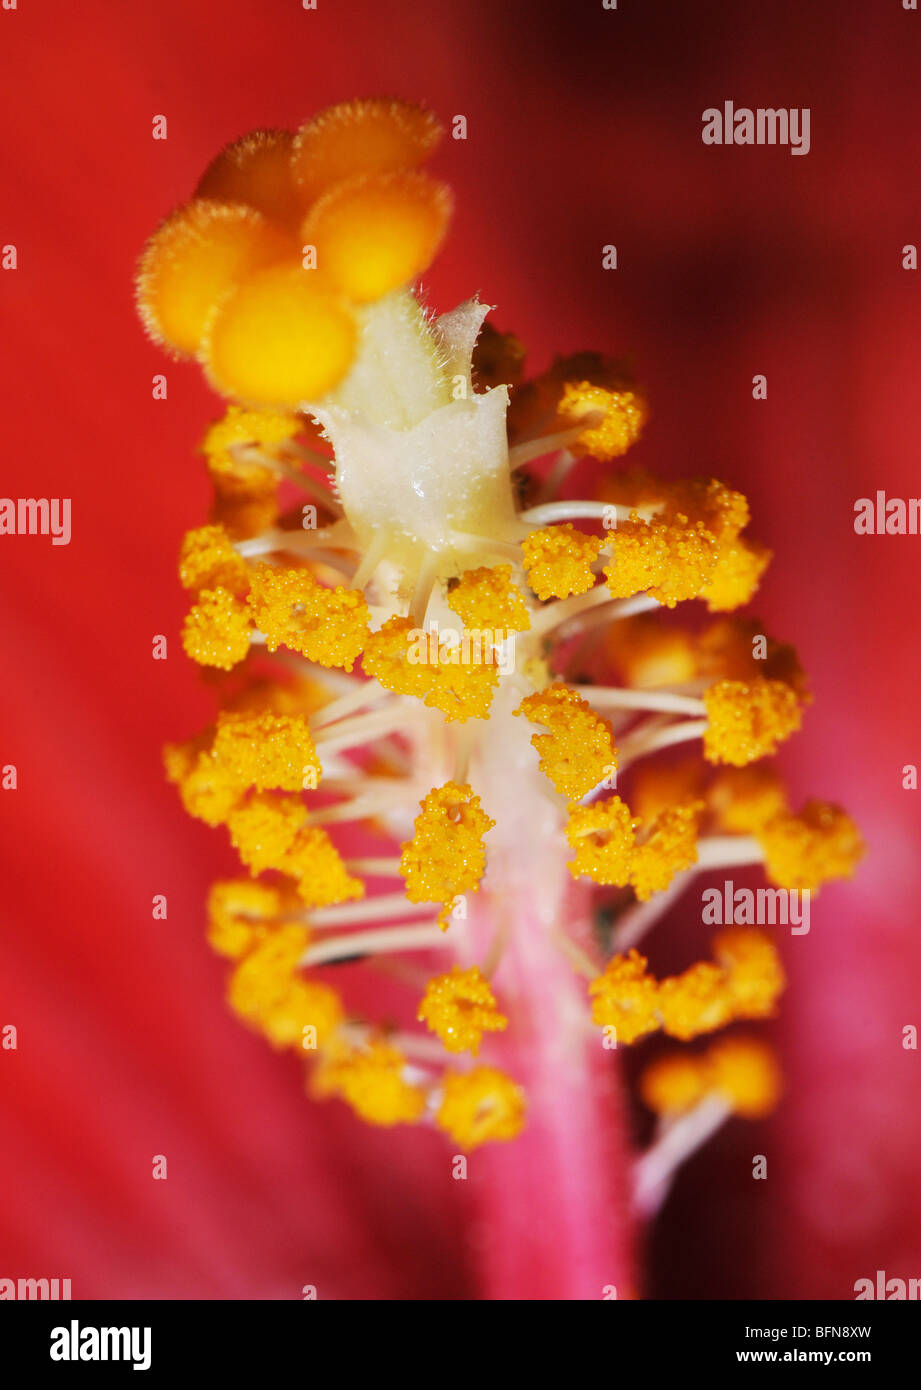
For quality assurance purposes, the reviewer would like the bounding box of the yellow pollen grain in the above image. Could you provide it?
[181,587,253,670]
[712,926,786,1020]
[629,802,703,901]
[708,764,790,834]
[247,564,370,670]
[604,514,718,608]
[704,1035,783,1118]
[639,1052,709,1115]
[587,950,660,1043]
[284,825,365,909]
[435,1065,526,1149]
[758,800,865,893]
[179,524,251,596]
[656,962,734,1042]
[400,781,495,928]
[703,678,803,766]
[227,923,310,1023]
[701,535,772,612]
[211,710,322,792]
[259,978,344,1052]
[566,796,636,887]
[447,564,531,633]
[516,684,617,801]
[227,792,307,876]
[521,523,602,601]
[418,966,508,1054]
[206,878,299,960]
[318,1040,427,1127]
[558,381,648,459]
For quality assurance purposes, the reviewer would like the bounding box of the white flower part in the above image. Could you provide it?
[308,294,520,580]
[431,297,493,389]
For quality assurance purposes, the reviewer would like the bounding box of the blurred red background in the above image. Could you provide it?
[1,0,920,1298]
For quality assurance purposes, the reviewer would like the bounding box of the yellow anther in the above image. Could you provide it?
[605,613,697,689]
[639,1052,709,1115]
[629,802,703,901]
[202,406,300,506]
[227,793,307,875]
[212,490,280,542]
[629,758,706,824]
[758,800,865,893]
[558,381,648,459]
[225,672,331,718]
[566,796,636,886]
[202,404,302,458]
[135,200,290,357]
[302,170,452,303]
[704,1035,783,1118]
[259,979,344,1052]
[712,927,786,1020]
[701,535,772,612]
[435,1066,526,1149]
[284,825,364,909]
[400,781,495,927]
[319,1040,427,1127]
[181,587,253,670]
[587,950,660,1043]
[709,764,789,834]
[447,565,531,633]
[665,477,750,540]
[604,514,718,608]
[418,966,508,1054]
[211,710,322,792]
[516,684,617,801]
[362,618,500,721]
[202,264,356,407]
[165,740,243,828]
[291,98,443,204]
[521,523,602,600]
[657,962,734,1041]
[697,619,807,694]
[227,923,310,1022]
[247,564,370,670]
[179,524,251,596]
[425,649,500,723]
[206,879,298,959]
[194,128,301,227]
[360,616,433,699]
[703,678,803,765]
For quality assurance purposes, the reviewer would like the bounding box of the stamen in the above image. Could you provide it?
[312,704,412,754]
[518,500,619,527]
[309,678,393,729]
[617,717,709,769]
[508,427,584,467]
[695,834,762,870]
[572,684,707,717]
[344,857,404,876]
[310,892,437,929]
[301,920,446,965]
[529,586,659,639]
[613,872,693,951]
[631,1095,732,1217]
